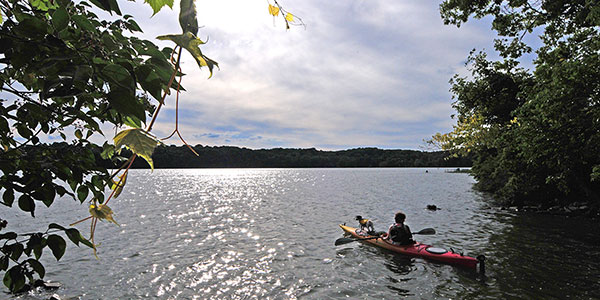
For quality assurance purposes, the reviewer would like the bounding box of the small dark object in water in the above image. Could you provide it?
[426,205,439,211]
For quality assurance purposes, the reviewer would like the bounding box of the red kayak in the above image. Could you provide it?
[339,224,484,271]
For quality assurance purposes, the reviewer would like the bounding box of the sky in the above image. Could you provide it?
[103,0,502,151]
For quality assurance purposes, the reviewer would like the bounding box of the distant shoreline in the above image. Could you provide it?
[103,145,473,169]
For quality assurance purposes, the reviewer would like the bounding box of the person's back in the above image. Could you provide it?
[386,211,415,245]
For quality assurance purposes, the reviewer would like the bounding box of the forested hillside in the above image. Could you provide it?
[108,145,472,168]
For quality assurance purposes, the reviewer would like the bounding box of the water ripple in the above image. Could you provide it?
[2,168,599,299]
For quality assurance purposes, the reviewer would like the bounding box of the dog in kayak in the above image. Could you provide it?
[355,215,375,233]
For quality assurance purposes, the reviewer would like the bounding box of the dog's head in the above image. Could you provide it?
[355,215,363,221]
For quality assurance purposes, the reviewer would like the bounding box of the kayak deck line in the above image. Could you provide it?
[339,224,485,273]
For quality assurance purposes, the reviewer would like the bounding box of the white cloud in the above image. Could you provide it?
[111,0,498,150]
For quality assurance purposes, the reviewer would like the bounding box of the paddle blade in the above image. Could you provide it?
[414,228,436,235]
[334,237,357,246]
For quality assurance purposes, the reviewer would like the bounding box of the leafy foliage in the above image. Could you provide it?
[0,0,302,293]
[0,0,179,292]
[0,222,90,292]
[436,0,600,210]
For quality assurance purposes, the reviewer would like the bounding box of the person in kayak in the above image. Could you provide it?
[383,211,415,245]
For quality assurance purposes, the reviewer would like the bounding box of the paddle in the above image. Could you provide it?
[334,228,436,246]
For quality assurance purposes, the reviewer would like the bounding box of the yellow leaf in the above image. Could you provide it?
[268,4,279,16]
[113,128,161,169]
[111,172,128,199]
[89,204,119,226]
[285,13,294,22]
[156,32,219,78]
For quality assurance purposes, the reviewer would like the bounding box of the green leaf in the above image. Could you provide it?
[72,15,97,32]
[179,0,198,35]
[47,234,66,261]
[89,0,111,12]
[17,16,50,37]
[16,124,33,138]
[26,259,45,278]
[2,188,14,206]
[0,256,8,271]
[135,64,163,101]
[108,0,122,15]
[0,116,9,133]
[100,143,116,159]
[0,232,17,240]
[123,115,143,128]
[56,186,68,197]
[145,0,174,16]
[41,192,55,207]
[135,43,167,60]
[48,223,66,231]
[18,195,35,217]
[126,19,143,32]
[91,175,104,190]
[78,235,94,249]
[77,185,89,201]
[89,0,121,15]
[101,34,119,51]
[4,266,25,292]
[102,63,134,92]
[157,32,219,78]
[29,0,57,11]
[65,228,82,246]
[52,7,69,32]
[107,89,146,122]
[26,234,45,260]
[9,243,24,261]
[113,128,160,169]
[68,179,78,193]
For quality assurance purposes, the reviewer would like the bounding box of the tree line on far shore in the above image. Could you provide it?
[104,145,472,169]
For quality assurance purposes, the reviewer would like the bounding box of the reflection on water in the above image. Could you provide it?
[2,168,599,299]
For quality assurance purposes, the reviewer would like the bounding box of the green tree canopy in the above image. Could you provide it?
[0,0,298,293]
[435,0,600,210]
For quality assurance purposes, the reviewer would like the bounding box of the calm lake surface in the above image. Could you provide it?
[3,168,599,299]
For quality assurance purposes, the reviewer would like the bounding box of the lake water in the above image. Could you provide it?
[2,168,599,299]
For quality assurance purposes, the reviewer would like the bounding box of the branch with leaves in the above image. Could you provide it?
[268,0,305,29]
[0,0,302,293]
